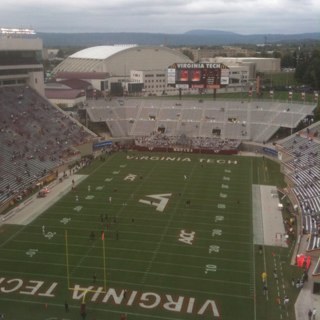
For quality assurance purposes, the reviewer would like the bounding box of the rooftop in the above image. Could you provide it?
[70,45,137,60]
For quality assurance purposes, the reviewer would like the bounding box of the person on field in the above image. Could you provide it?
[273,269,278,280]
[263,284,268,295]
[312,308,317,320]
[64,301,69,312]
[261,271,267,283]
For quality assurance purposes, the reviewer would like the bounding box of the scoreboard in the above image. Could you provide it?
[168,63,230,89]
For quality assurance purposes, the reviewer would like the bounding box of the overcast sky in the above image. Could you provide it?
[0,0,319,34]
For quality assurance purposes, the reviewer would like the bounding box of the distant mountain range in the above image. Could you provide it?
[38,30,320,47]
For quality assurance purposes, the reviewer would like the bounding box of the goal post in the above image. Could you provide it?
[64,229,108,294]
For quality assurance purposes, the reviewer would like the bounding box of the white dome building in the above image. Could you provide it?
[54,45,191,75]
[53,45,192,96]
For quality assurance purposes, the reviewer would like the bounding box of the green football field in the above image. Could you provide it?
[0,152,300,320]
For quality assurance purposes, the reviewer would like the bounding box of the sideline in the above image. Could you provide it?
[253,185,287,247]
[0,174,88,226]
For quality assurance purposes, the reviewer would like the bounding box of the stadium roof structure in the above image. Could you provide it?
[46,79,91,90]
[57,79,92,90]
[45,88,85,100]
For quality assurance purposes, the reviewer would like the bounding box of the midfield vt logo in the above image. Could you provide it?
[139,193,172,212]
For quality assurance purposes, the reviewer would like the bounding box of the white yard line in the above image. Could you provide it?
[141,161,199,284]
[251,158,258,320]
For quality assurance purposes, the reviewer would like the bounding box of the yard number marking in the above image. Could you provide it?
[209,245,220,254]
[73,206,83,212]
[44,232,56,240]
[26,249,38,257]
[215,215,224,222]
[212,229,222,237]
[205,264,217,274]
[124,174,137,181]
[60,218,71,225]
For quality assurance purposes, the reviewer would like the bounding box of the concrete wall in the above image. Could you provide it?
[0,37,42,51]
[49,96,86,108]
[208,57,281,73]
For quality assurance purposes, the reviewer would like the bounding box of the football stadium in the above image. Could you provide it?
[0,28,320,320]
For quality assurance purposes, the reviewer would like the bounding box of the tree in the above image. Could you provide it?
[281,53,295,68]
[273,51,282,59]
[56,49,65,58]
[181,49,194,61]
[295,49,320,89]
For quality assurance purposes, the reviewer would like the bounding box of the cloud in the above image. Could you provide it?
[0,0,318,34]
